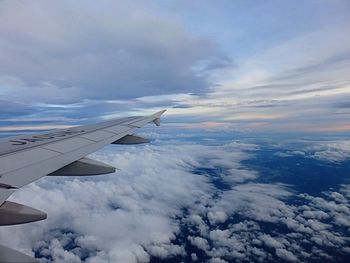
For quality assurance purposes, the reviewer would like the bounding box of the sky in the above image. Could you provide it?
[1,2,350,262]
[0,0,349,133]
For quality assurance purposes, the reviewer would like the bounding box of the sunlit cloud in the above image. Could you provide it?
[224,113,285,121]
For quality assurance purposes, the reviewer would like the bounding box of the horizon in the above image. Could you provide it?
[0,1,350,263]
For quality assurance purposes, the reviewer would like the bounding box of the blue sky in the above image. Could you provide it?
[0,0,349,133]
[2,3,350,262]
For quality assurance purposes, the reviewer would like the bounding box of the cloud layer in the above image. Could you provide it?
[0,0,229,104]
[0,1,348,133]
[0,137,349,262]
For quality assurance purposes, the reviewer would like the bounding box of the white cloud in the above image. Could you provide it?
[308,140,350,163]
[0,141,255,262]
[274,139,350,163]
[188,236,210,251]
[191,253,198,261]
[207,183,294,224]
[0,139,349,262]
[259,234,285,249]
[207,211,228,225]
[209,258,228,263]
[275,248,298,262]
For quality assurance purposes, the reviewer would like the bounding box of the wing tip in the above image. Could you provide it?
[153,109,167,118]
[152,109,166,126]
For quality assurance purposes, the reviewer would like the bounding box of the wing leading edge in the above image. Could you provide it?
[0,110,166,263]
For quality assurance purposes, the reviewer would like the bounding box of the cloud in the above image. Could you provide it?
[160,20,350,131]
[278,140,350,163]
[307,140,350,163]
[334,102,350,108]
[0,141,254,262]
[207,183,294,224]
[186,182,350,262]
[275,248,298,262]
[188,236,210,251]
[0,99,35,118]
[259,234,285,249]
[0,0,230,105]
[0,1,348,133]
[0,136,349,262]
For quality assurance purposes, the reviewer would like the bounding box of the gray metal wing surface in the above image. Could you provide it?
[0,110,166,263]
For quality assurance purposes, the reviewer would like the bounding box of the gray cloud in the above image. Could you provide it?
[0,0,230,105]
[0,99,35,118]
[334,102,350,109]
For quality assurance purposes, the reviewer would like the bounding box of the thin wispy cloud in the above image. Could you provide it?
[0,1,349,132]
[0,1,229,102]
[0,2,349,263]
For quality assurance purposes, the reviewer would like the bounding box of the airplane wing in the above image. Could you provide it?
[0,110,166,263]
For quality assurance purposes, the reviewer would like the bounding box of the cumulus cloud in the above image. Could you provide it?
[307,140,350,163]
[272,139,350,163]
[0,138,349,262]
[181,181,350,262]
[275,248,298,262]
[0,141,254,262]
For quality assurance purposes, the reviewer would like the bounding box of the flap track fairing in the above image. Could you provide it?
[112,134,150,145]
[0,201,46,226]
[48,157,116,176]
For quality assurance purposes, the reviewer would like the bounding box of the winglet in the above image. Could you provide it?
[152,109,166,126]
